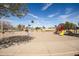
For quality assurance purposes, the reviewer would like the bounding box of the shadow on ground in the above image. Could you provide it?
[65,33,79,37]
[0,35,34,49]
[74,54,79,56]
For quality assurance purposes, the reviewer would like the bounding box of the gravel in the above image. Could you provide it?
[0,35,33,49]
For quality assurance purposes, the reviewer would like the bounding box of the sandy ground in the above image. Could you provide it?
[0,31,79,56]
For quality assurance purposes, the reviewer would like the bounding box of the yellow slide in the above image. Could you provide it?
[59,30,65,36]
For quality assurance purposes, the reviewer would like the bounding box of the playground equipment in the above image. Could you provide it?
[59,30,65,36]
[55,24,65,36]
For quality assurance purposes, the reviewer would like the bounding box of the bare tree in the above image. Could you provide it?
[16,24,25,31]
[0,20,13,33]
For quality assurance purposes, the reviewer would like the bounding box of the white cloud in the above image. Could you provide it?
[48,13,59,18]
[58,8,74,19]
[59,12,76,20]
[28,13,39,19]
[59,15,70,19]
[0,18,12,22]
[58,12,77,22]
[48,14,55,18]
[42,3,53,11]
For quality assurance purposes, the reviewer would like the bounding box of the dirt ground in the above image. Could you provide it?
[0,31,79,56]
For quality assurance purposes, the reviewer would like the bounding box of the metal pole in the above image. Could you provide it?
[1,18,4,38]
[1,20,3,33]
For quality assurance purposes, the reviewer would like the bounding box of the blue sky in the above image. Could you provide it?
[1,3,79,28]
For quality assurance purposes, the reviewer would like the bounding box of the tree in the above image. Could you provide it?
[64,21,76,30]
[64,22,70,30]
[35,27,41,31]
[28,24,31,27]
[0,3,28,33]
[0,20,13,31]
[64,21,77,34]
[16,24,25,31]
[69,23,75,29]
[0,3,28,18]
[42,26,45,29]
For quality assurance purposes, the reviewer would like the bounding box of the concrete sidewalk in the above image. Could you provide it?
[0,31,79,56]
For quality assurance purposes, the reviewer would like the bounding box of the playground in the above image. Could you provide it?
[0,3,79,56]
[0,31,79,56]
